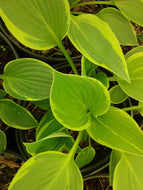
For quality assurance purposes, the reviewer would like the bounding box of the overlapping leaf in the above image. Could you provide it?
[0,0,70,49]
[0,58,53,101]
[118,52,143,101]
[0,99,38,129]
[68,14,129,81]
[9,152,83,190]
[0,130,7,154]
[97,7,138,45]
[113,152,143,190]
[113,0,143,26]
[50,71,110,131]
[87,106,143,156]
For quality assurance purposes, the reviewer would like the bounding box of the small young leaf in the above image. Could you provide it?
[0,58,53,101]
[24,132,71,155]
[0,0,70,50]
[97,7,138,45]
[125,46,143,60]
[50,71,110,131]
[113,152,143,190]
[0,130,7,154]
[68,14,129,82]
[36,110,64,140]
[81,56,97,77]
[110,150,122,186]
[109,85,128,104]
[113,0,143,26]
[118,52,143,101]
[87,106,143,157]
[9,152,83,190]
[0,90,7,99]
[75,146,95,168]
[0,99,38,129]
[95,72,109,89]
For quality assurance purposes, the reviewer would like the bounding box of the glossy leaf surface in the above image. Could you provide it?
[0,99,38,129]
[9,151,83,190]
[0,0,70,49]
[0,130,7,154]
[50,72,110,131]
[109,85,128,104]
[113,0,143,26]
[97,7,138,45]
[87,107,143,156]
[0,58,53,101]
[75,146,95,168]
[68,14,129,81]
[113,152,143,190]
[118,52,143,101]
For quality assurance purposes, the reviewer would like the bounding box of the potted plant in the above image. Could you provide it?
[0,0,143,189]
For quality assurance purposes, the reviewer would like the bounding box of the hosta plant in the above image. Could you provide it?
[0,0,143,189]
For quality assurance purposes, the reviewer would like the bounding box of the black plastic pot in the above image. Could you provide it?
[0,20,81,65]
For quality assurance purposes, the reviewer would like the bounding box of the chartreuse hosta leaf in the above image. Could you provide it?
[0,0,70,50]
[0,130,7,154]
[75,146,95,168]
[24,132,72,156]
[0,99,38,129]
[97,7,138,45]
[125,46,143,60]
[118,52,143,101]
[50,71,110,131]
[9,151,83,190]
[113,152,143,190]
[36,110,64,141]
[0,58,53,101]
[95,72,109,89]
[110,150,122,186]
[113,0,143,27]
[68,14,129,82]
[87,106,143,156]
[109,85,128,104]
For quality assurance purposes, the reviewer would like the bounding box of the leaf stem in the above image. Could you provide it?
[70,1,115,9]
[108,76,117,81]
[57,41,78,75]
[122,105,143,112]
[68,130,84,160]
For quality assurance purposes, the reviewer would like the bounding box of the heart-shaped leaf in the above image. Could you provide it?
[0,58,53,101]
[0,130,7,154]
[0,0,70,49]
[0,99,38,129]
[113,0,143,26]
[68,14,129,81]
[97,7,138,45]
[118,52,143,101]
[50,71,110,131]
[87,106,143,156]
[9,151,83,190]
[113,152,143,190]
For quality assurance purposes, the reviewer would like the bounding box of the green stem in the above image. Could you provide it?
[71,1,115,9]
[57,41,78,75]
[68,130,84,160]
[122,105,143,112]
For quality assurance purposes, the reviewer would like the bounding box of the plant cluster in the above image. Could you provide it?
[0,0,143,189]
